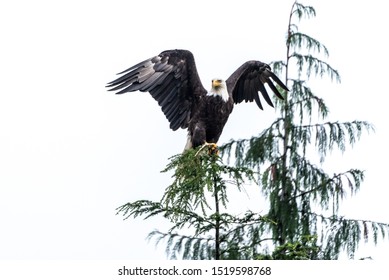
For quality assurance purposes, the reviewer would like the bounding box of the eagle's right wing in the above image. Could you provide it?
[107,49,207,131]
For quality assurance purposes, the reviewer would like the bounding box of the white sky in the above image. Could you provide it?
[1,0,388,260]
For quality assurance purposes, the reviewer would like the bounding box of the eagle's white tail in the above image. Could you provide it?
[183,133,193,151]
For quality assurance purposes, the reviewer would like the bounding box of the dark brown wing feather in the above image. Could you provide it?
[107,49,207,131]
[225,60,288,109]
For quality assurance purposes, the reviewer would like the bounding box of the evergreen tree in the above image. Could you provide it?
[117,1,389,259]
[221,1,388,259]
[118,148,273,259]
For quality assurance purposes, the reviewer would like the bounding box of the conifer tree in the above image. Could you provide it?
[221,1,388,259]
[117,1,389,259]
[118,148,274,259]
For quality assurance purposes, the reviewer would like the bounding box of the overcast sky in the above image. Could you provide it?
[1,0,388,260]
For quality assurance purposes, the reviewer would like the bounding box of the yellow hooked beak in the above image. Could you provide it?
[212,79,222,88]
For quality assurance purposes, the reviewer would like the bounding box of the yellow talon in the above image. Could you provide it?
[194,142,219,156]
[206,142,219,155]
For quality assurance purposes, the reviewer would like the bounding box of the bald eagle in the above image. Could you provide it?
[107,49,288,150]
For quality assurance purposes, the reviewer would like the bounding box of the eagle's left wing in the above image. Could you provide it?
[226,61,288,109]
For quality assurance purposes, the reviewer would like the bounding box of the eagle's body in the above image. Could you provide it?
[187,89,233,149]
[107,49,288,150]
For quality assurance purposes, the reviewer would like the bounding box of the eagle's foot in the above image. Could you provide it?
[195,142,219,157]
[206,142,219,155]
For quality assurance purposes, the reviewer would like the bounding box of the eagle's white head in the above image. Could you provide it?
[208,79,229,102]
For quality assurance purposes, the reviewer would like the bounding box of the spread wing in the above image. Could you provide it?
[226,60,288,110]
[107,49,207,131]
